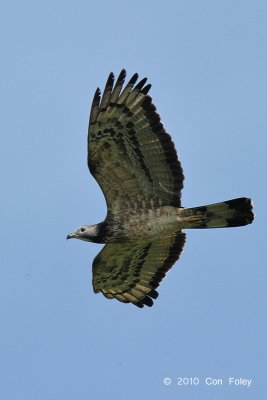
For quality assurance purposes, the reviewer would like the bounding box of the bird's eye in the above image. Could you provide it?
[80,227,86,233]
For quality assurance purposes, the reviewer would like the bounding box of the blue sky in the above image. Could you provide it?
[1,1,266,399]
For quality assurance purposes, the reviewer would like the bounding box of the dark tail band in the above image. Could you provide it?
[181,197,254,229]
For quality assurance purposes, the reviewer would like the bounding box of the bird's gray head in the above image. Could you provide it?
[67,224,99,242]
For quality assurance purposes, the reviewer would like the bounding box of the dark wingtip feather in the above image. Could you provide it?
[128,72,139,85]
[116,69,127,85]
[107,71,115,83]
[134,302,144,308]
[142,296,154,307]
[133,291,159,308]
[149,289,159,299]
[89,87,101,123]
[103,72,115,94]
[135,77,148,91]
[141,84,152,95]
[99,72,115,110]
[119,68,127,78]
[142,95,152,107]
[109,69,127,103]
[93,88,101,106]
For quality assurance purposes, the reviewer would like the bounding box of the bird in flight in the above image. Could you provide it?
[67,70,254,308]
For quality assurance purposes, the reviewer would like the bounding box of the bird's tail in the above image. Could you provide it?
[180,197,254,229]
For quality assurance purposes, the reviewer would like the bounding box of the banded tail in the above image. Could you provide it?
[181,197,254,229]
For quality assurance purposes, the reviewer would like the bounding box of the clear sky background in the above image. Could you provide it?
[1,1,266,399]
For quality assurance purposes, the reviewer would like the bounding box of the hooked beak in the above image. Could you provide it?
[66,232,77,240]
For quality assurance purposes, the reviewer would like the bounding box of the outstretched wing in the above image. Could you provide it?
[92,232,186,308]
[88,70,184,215]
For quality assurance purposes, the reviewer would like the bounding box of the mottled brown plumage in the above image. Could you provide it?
[92,232,186,308]
[88,70,184,213]
[67,70,254,308]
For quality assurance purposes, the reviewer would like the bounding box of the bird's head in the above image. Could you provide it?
[67,224,99,242]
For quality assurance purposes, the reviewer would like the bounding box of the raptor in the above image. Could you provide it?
[67,70,254,308]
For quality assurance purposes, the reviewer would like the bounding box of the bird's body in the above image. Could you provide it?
[67,70,254,308]
[75,207,183,244]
